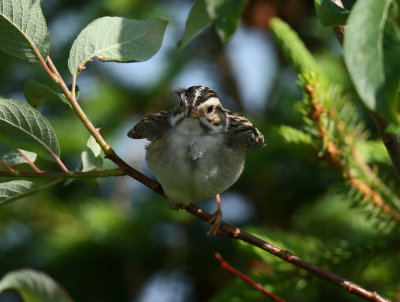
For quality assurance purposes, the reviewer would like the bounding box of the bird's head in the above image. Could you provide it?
[171,86,226,132]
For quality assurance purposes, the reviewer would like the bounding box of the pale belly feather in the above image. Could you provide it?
[146,120,245,204]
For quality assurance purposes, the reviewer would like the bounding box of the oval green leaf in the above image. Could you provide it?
[314,0,351,26]
[0,269,73,302]
[0,180,38,205]
[178,0,212,48]
[343,0,400,123]
[0,0,49,62]
[206,0,246,42]
[0,98,60,161]
[68,17,168,76]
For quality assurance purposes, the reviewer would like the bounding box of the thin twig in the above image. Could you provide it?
[185,205,388,302]
[43,144,70,174]
[46,57,111,154]
[41,56,389,302]
[0,160,16,174]
[215,253,286,302]
[17,149,42,172]
[0,168,125,179]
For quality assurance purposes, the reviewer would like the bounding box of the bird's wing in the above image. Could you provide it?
[127,110,171,140]
[224,109,266,148]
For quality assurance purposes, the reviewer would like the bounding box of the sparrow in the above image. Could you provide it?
[127,86,266,235]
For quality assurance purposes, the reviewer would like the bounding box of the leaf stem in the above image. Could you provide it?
[0,168,125,179]
[0,160,16,174]
[215,253,285,302]
[45,57,111,154]
[17,149,42,172]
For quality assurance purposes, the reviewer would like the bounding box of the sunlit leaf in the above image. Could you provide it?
[314,0,351,26]
[178,0,245,47]
[0,0,49,62]
[0,97,60,161]
[81,150,103,172]
[269,18,319,75]
[344,0,400,123]
[87,135,102,158]
[81,135,103,172]
[205,0,246,42]
[0,269,73,302]
[178,0,212,48]
[68,17,168,76]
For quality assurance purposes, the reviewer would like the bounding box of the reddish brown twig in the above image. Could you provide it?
[17,149,42,172]
[215,253,285,302]
[0,160,16,174]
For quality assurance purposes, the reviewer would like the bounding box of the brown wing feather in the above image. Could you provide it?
[224,109,266,148]
[127,110,171,140]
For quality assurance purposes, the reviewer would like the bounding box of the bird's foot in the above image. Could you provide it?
[169,201,185,211]
[206,209,222,236]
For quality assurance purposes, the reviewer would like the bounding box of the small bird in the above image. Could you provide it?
[127,86,266,235]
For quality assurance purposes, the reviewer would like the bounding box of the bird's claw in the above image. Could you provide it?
[206,210,222,236]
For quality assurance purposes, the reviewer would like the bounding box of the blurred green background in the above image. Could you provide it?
[0,0,399,301]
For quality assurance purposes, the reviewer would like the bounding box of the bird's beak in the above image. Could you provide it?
[186,106,201,119]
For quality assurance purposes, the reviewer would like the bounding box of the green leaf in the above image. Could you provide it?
[87,135,102,158]
[24,79,59,108]
[385,123,400,134]
[0,0,49,62]
[343,0,400,123]
[81,151,103,172]
[23,79,77,107]
[355,140,390,164]
[81,135,103,172]
[0,180,38,205]
[205,0,246,42]
[0,141,37,167]
[178,0,213,48]
[0,97,60,161]
[271,125,315,157]
[0,269,73,302]
[269,18,319,75]
[68,17,168,76]
[314,0,350,26]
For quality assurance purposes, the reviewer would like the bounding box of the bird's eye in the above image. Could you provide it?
[207,106,214,113]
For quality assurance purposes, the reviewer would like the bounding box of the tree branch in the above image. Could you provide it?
[40,54,389,302]
[186,205,388,302]
[214,253,285,302]
[304,84,400,224]
[0,168,125,179]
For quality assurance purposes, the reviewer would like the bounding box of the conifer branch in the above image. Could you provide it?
[304,83,400,225]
